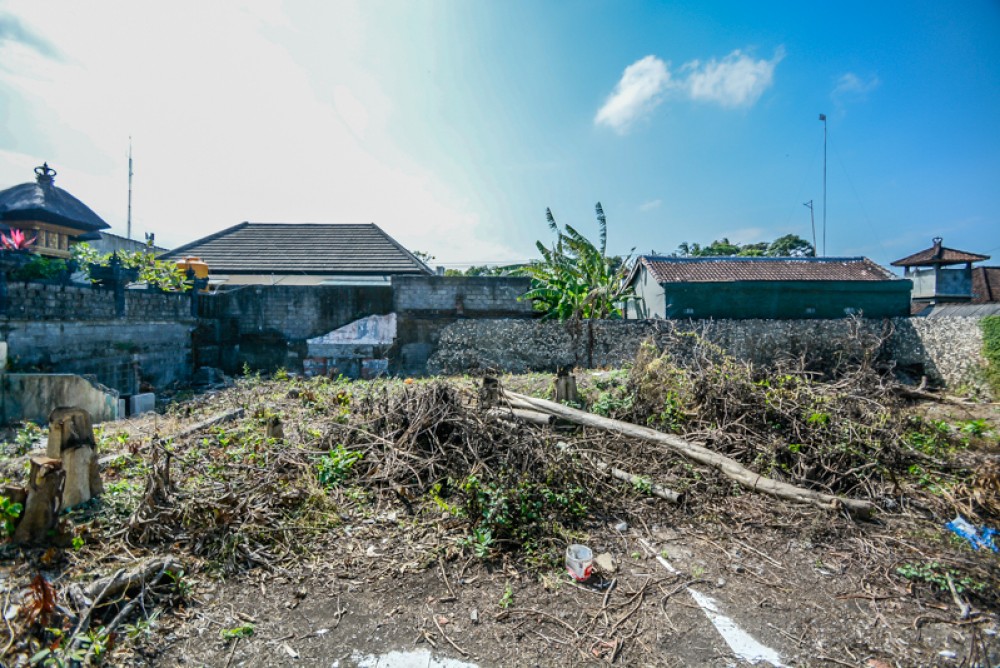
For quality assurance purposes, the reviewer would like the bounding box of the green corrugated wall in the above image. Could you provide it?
[661,280,912,319]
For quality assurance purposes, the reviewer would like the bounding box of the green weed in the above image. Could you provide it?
[896,561,985,594]
[315,445,363,488]
[1,495,23,536]
[219,624,255,641]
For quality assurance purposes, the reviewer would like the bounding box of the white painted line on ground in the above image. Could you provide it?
[639,538,786,667]
[688,589,787,667]
[346,649,479,668]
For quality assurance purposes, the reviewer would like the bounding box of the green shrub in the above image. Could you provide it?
[981,316,1000,399]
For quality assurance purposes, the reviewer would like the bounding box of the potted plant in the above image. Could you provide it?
[0,228,37,274]
[87,253,139,286]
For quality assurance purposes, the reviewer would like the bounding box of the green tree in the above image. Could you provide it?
[673,234,815,258]
[766,234,815,257]
[520,203,636,319]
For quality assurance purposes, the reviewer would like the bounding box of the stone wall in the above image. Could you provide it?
[427,317,988,391]
[0,282,196,394]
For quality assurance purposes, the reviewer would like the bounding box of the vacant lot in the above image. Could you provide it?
[2,341,998,666]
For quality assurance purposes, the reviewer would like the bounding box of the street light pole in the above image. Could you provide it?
[819,114,827,256]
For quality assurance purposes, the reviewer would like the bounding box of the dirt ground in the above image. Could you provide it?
[1,373,999,667]
[156,498,998,667]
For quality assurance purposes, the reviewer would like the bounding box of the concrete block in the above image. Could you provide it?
[129,392,156,416]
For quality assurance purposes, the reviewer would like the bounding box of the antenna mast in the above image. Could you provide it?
[819,114,827,256]
[803,200,816,255]
[127,137,133,240]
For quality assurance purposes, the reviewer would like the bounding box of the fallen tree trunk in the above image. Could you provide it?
[555,441,682,503]
[167,407,245,442]
[502,389,874,518]
[487,407,556,427]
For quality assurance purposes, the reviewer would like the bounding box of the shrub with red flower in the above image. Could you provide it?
[1,229,37,251]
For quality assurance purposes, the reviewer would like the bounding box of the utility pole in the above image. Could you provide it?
[803,200,816,256]
[127,137,133,240]
[819,114,827,256]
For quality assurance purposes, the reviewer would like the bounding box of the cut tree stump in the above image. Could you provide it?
[554,368,579,404]
[13,457,67,545]
[47,407,103,510]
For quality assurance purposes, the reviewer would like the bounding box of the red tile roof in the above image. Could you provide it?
[891,237,989,267]
[637,256,897,283]
[972,266,1000,303]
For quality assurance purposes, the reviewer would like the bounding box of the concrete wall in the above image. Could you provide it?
[1,282,196,394]
[427,316,989,392]
[196,284,394,373]
[391,276,534,376]
[392,276,533,316]
[2,373,121,424]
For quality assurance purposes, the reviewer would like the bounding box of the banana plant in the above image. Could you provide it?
[520,202,636,320]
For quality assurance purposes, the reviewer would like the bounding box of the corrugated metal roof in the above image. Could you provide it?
[637,255,897,283]
[161,222,433,276]
[972,266,1000,303]
[0,164,110,233]
[891,237,989,266]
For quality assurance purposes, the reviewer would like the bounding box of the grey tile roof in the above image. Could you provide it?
[637,255,897,283]
[162,222,433,276]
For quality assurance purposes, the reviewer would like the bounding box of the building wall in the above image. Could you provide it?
[935,267,972,299]
[626,265,665,319]
[427,316,989,393]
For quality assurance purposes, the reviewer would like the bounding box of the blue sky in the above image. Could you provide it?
[1,1,998,270]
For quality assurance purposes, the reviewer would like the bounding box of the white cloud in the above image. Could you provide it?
[595,48,783,133]
[832,72,880,99]
[594,55,671,134]
[638,198,662,212]
[682,48,785,108]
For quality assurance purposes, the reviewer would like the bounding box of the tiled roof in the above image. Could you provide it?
[161,222,433,276]
[891,238,989,266]
[972,266,1000,303]
[636,256,897,283]
[0,164,110,233]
